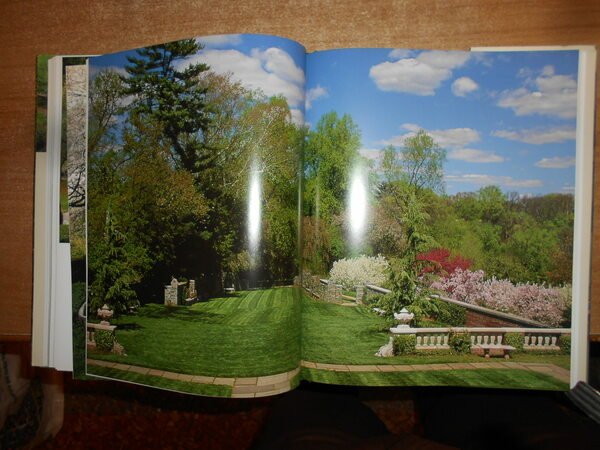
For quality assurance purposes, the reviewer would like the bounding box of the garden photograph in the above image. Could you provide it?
[84,35,306,397]
[299,47,578,391]
[81,35,580,397]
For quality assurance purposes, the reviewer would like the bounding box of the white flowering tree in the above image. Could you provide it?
[329,255,390,289]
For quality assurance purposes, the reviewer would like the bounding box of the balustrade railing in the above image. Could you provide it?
[391,326,570,351]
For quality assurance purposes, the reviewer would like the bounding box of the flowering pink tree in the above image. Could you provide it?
[430,269,570,327]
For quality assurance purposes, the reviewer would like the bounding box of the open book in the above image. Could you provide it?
[33,34,596,398]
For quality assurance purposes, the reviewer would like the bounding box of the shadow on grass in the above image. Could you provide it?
[127,304,222,322]
[117,323,143,331]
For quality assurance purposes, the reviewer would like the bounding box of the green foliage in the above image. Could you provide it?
[89,70,126,154]
[303,112,361,270]
[401,130,447,194]
[393,335,417,355]
[35,55,50,152]
[124,39,211,173]
[95,329,115,352]
[378,189,439,322]
[560,335,571,355]
[448,332,471,354]
[59,224,69,243]
[89,208,150,314]
[434,301,466,327]
[439,185,574,285]
[504,333,524,352]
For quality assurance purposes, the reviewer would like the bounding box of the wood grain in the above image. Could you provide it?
[1,0,599,339]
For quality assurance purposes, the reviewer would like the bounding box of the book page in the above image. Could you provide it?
[83,34,306,397]
[301,47,587,391]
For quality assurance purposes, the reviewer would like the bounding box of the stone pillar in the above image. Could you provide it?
[327,281,336,302]
[165,278,179,305]
[188,279,196,299]
[334,284,342,302]
[356,285,365,304]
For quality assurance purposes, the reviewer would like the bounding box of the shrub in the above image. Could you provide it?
[503,332,524,352]
[560,335,571,355]
[364,292,384,307]
[95,329,115,352]
[448,332,471,354]
[434,301,466,326]
[393,335,417,355]
[329,255,389,290]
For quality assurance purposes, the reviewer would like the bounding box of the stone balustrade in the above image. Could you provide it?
[523,332,561,350]
[390,326,570,351]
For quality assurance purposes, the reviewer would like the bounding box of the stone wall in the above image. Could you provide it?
[465,310,524,328]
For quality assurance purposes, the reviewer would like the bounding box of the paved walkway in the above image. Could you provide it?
[87,359,299,398]
[87,358,570,398]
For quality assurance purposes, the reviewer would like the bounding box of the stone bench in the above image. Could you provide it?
[471,344,516,359]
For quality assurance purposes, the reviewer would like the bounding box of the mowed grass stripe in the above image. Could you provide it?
[301,368,569,391]
[91,287,301,377]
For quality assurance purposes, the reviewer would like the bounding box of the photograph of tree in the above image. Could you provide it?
[84,35,579,396]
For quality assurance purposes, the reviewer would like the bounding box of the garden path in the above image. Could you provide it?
[87,358,570,397]
[87,358,299,398]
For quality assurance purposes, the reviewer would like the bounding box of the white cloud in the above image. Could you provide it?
[388,49,413,60]
[448,148,504,163]
[451,76,479,97]
[289,108,304,126]
[498,66,577,118]
[562,184,575,193]
[369,50,470,96]
[535,156,576,169]
[446,174,542,188]
[305,85,328,109]
[196,34,242,48]
[541,65,555,76]
[381,123,480,149]
[178,47,305,113]
[359,148,384,162]
[491,126,575,145]
[250,47,305,85]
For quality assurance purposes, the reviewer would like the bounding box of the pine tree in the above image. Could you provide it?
[89,207,149,315]
[124,39,211,173]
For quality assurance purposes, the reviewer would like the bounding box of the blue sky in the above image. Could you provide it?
[91,35,579,196]
[306,48,579,196]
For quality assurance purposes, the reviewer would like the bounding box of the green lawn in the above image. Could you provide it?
[87,289,570,393]
[301,368,569,391]
[90,287,301,377]
[301,295,571,369]
[88,365,231,397]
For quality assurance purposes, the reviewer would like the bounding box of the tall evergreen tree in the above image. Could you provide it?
[124,39,211,173]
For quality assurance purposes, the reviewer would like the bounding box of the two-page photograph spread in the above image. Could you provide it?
[39,33,593,397]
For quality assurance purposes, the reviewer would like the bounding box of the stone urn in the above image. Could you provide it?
[390,308,414,333]
[393,308,414,327]
[97,304,114,325]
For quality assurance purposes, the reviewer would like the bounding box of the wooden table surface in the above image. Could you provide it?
[1,0,600,339]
